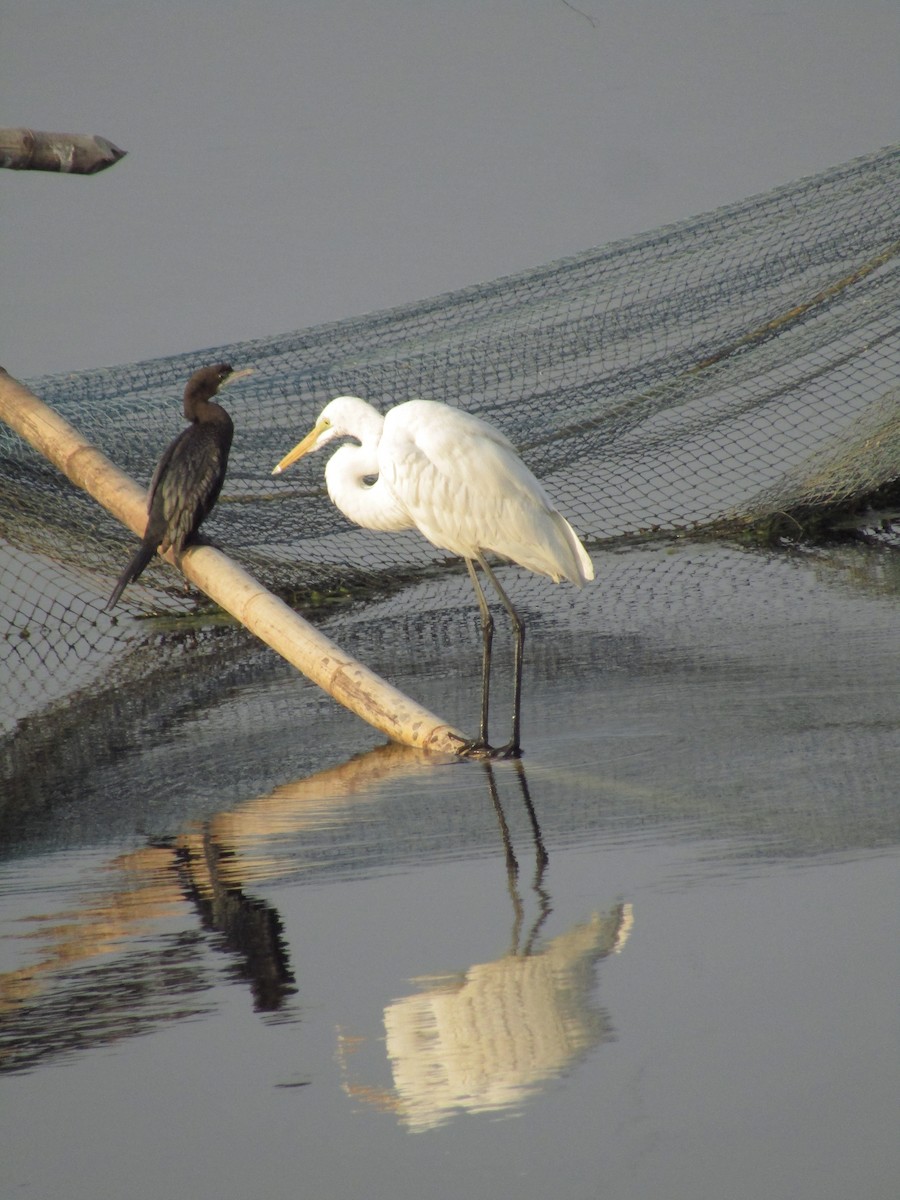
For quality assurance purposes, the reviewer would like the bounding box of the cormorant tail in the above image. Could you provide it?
[105,540,156,610]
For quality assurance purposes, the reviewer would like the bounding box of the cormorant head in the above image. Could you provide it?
[182,363,252,417]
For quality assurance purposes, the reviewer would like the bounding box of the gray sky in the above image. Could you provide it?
[2,0,898,379]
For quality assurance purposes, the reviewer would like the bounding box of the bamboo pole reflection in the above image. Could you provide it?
[1,744,631,1093]
[339,760,634,1131]
[0,743,452,1071]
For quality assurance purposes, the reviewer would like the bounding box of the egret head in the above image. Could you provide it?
[272,396,379,475]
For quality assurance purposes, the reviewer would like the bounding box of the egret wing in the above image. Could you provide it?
[380,401,587,581]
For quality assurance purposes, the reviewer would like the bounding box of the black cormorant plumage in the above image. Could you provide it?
[106,363,243,610]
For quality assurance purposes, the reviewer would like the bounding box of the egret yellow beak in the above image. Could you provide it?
[272,419,327,475]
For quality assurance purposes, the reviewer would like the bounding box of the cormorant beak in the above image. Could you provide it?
[272,419,327,475]
[220,367,254,388]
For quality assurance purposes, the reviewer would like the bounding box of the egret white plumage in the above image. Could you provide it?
[273,396,594,756]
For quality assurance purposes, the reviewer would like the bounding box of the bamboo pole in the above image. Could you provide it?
[0,367,464,755]
[0,128,126,174]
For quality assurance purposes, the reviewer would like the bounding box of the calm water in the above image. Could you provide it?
[2,542,899,1200]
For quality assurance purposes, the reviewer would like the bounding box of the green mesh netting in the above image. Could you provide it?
[2,144,899,742]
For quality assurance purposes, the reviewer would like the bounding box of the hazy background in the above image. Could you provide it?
[2,0,898,380]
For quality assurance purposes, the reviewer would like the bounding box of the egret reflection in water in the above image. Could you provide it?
[339,761,634,1130]
[1,746,630,1112]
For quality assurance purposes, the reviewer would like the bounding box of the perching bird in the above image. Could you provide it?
[272,396,594,756]
[106,363,249,610]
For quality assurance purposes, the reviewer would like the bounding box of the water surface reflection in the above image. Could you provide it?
[2,743,628,1127]
[342,904,631,1130]
[338,761,632,1129]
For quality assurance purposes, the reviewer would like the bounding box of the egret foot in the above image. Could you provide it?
[456,737,522,760]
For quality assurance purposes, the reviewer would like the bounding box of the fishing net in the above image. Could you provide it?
[2,144,899,755]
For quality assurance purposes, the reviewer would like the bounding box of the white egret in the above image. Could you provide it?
[272,396,594,756]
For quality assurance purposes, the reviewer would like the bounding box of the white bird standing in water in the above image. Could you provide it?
[273,396,594,757]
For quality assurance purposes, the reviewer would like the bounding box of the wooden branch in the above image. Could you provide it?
[0,128,126,174]
[0,367,464,755]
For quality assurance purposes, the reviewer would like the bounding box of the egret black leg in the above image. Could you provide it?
[476,552,525,758]
[461,556,494,755]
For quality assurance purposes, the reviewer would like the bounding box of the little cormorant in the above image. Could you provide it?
[106,363,247,610]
